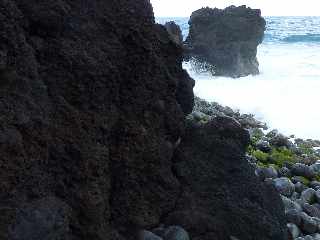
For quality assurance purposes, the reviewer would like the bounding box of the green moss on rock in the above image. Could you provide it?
[269,148,296,167]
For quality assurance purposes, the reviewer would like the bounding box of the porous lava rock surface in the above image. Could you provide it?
[0,1,285,240]
[169,117,287,240]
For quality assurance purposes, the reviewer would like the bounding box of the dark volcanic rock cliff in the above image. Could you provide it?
[0,1,285,240]
[0,1,193,239]
[185,5,266,78]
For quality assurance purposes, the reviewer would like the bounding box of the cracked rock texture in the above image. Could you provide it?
[0,1,285,240]
[169,116,287,240]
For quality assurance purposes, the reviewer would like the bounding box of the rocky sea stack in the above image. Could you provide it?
[185,5,266,78]
[164,21,184,46]
[0,1,286,240]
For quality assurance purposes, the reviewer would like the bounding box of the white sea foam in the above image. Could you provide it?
[156,16,320,139]
[184,42,320,139]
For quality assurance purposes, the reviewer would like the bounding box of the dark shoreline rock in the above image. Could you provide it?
[171,116,287,239]
[0,1,286,240]
[165,21,184,46]
[185,5,266,78]
[0,1,193,239]
[191,96,320,239]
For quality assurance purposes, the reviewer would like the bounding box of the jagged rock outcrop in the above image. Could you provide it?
[0,1,285,240]
[0,1,193,239]
[164,21,183,46]
[185,5,266,78]
[169,117,287,240]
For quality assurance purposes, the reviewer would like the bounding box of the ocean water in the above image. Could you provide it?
[157,17,320,139]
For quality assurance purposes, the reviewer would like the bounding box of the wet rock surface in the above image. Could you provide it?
[185,5,266,77]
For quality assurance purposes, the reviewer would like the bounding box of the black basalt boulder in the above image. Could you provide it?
[168,116,288,240]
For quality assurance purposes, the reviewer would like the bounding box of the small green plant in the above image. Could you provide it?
[314,174,320,182]
[246,144,255,155]
[292,176,310,186]
[252,150,269,163]
[270,147,296,167]
[301,177,310,186]
[257,161,268,168]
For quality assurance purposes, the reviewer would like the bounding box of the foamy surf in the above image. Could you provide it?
[157,16,320,139]
[184,42,320,139]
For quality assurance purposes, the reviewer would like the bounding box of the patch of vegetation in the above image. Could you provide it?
[292,176,310,186]
[252,150,269,164]
[246,144,255,155]
[269,147,296,167]
[298,143,315,155]
[246,127,319,171]
[257,161,268,168]
[251,146,297,169]
[314,174,320,182]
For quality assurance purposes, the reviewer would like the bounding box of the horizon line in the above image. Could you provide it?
[155,15,320,18]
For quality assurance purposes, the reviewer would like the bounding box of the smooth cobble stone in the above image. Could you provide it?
[310,181,320,190]
[282,195,303,212]
[286,209,302,226]
[313,203,320,211]
[291,163,315,180]
[140,230,163,240]
[301,189,316,204]
[261,166,278,179]
[305,236,315,240]
[292,192,300,201]
[279,167,292,178]
[312,233,320,240]
[296,182,308,194]
[273,177,295,197]
[287,223,301,239]
[315,190,320,203]
[300,212,318,234]
[302,203,320,218]
[312,217,320,231]
[310,163,320,174]
[162,226,190,240]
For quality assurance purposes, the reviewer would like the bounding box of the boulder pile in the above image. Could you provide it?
[191,97,320,240]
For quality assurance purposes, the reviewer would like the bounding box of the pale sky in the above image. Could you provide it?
[150,0,320,17]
